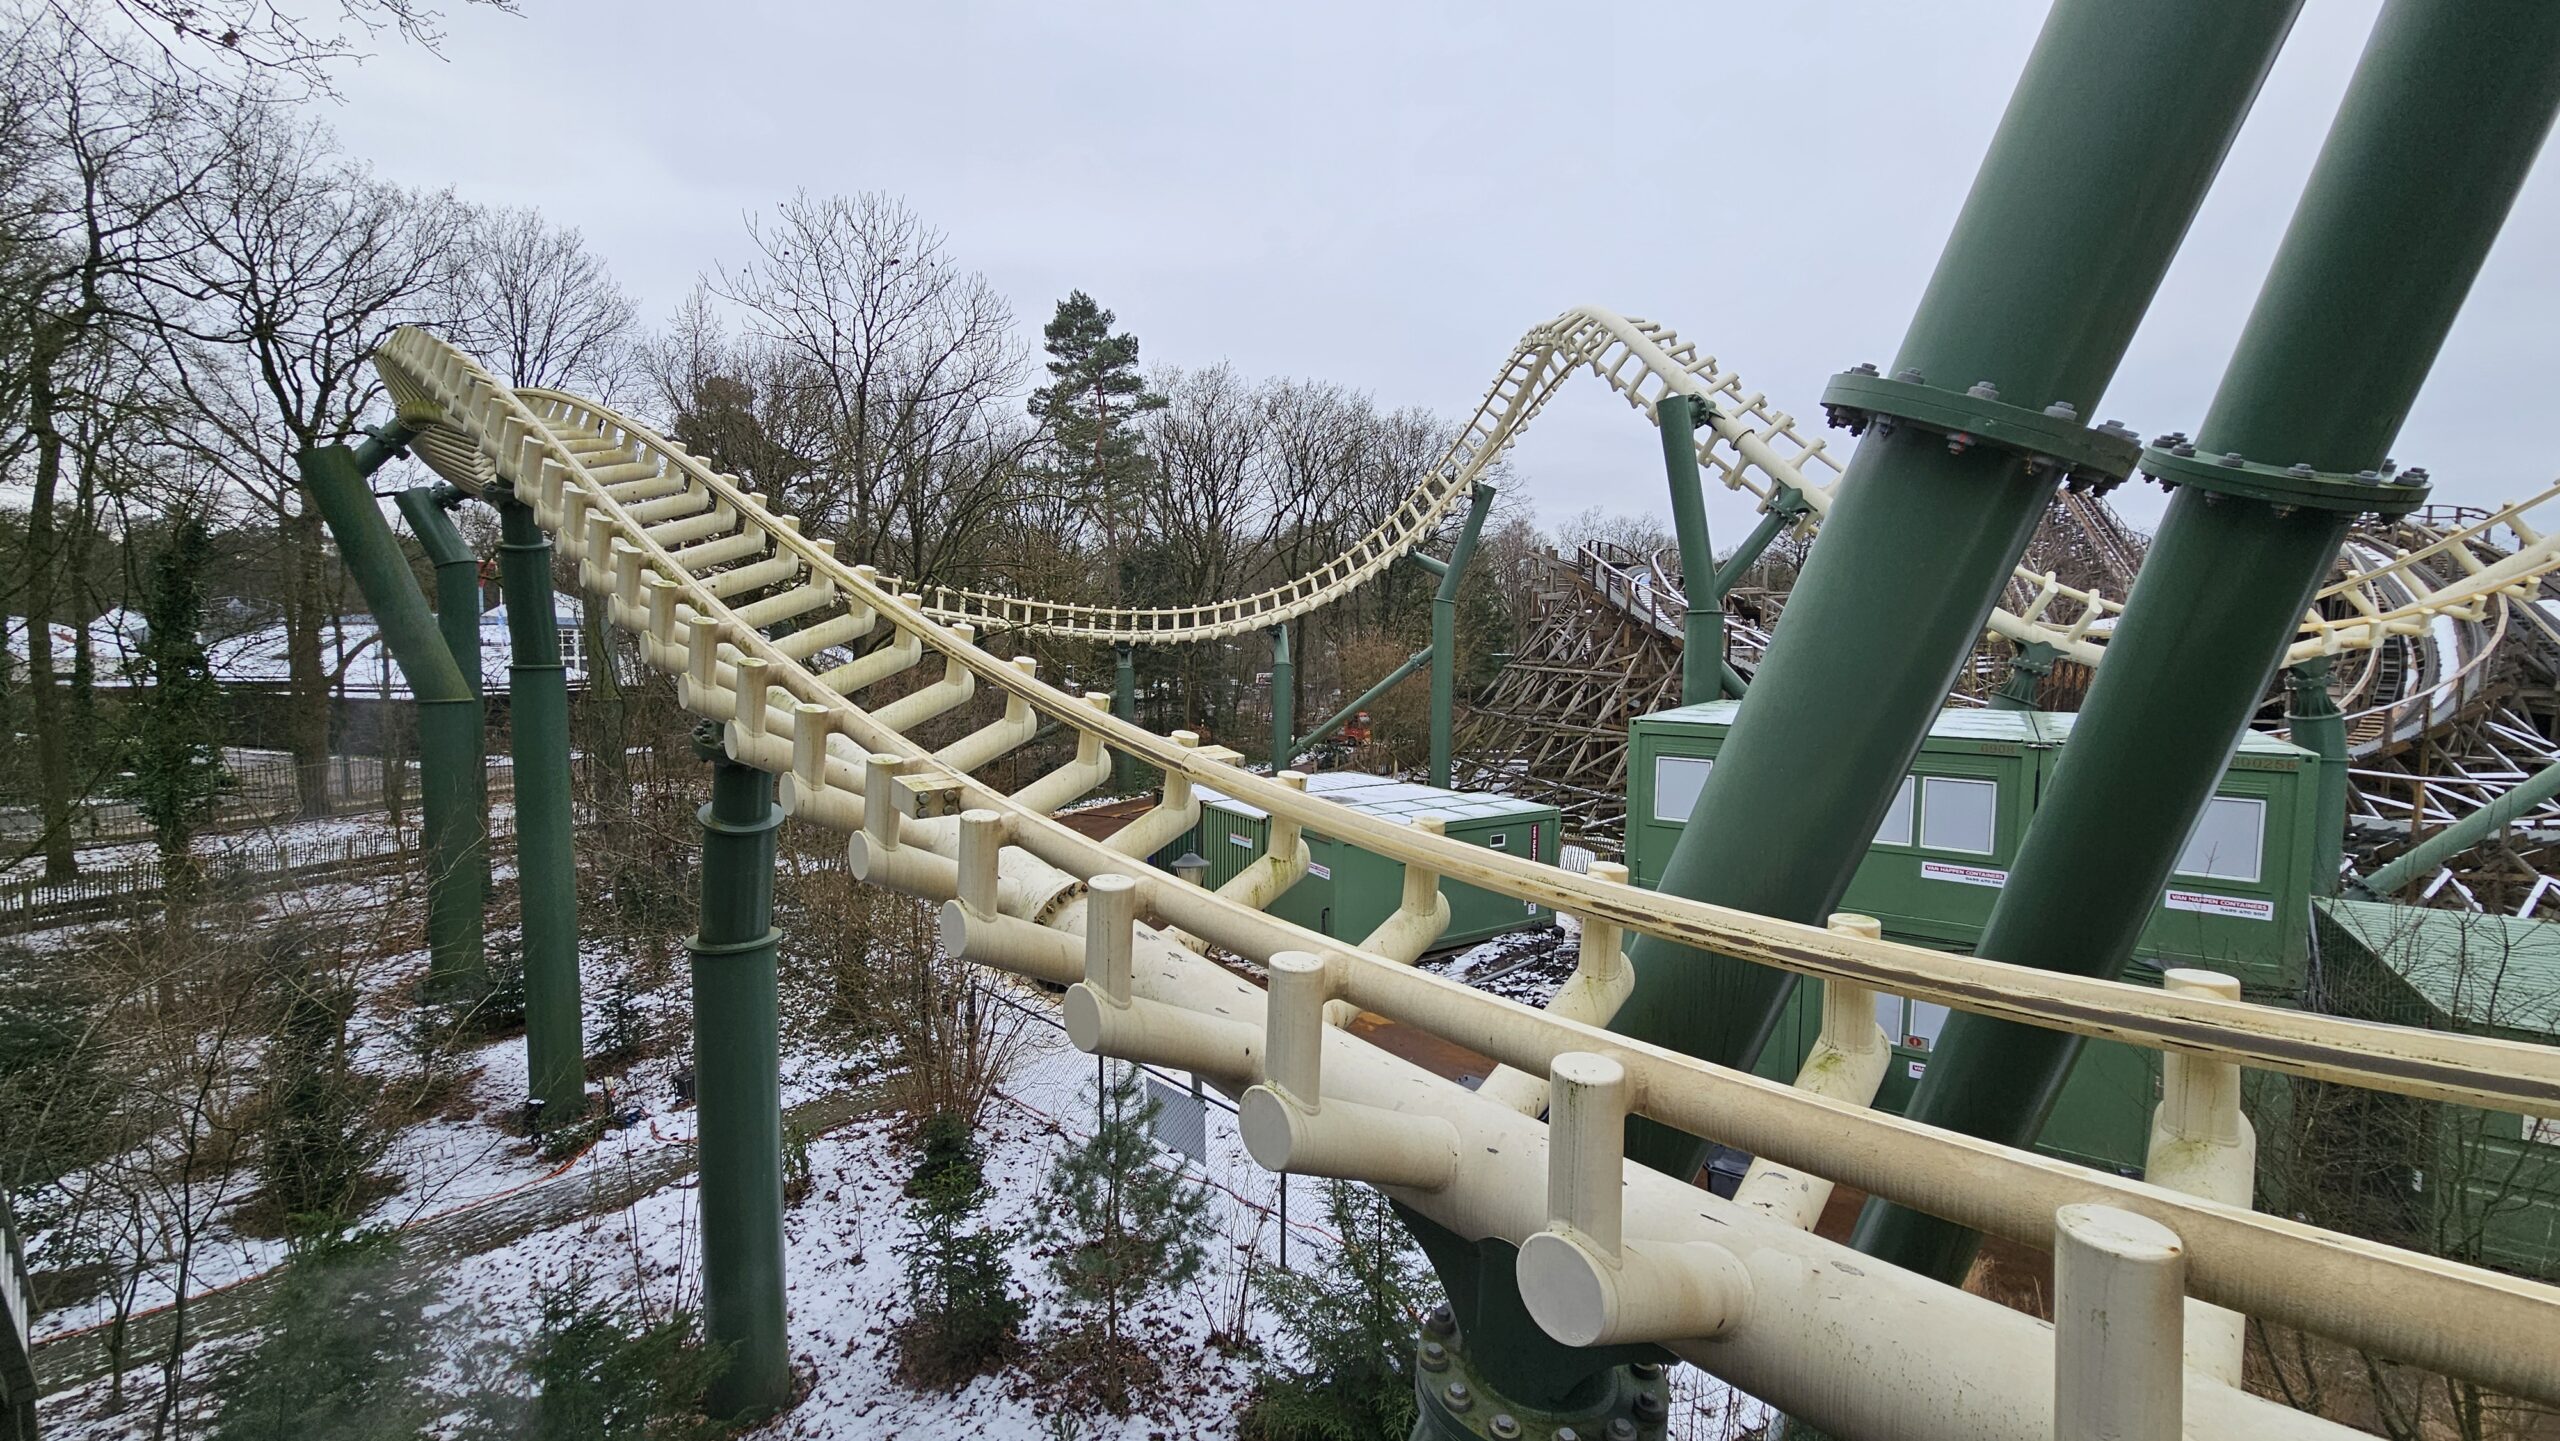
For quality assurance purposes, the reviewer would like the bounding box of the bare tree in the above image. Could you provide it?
[443,202,636,397]
[141,94,459,815]
[40,0,520,96]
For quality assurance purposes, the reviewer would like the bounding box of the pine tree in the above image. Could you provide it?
[209,1231,440,1441]
[1032,1064,1210,1355]
[1242,1181,1438,1441]
[117,516,230,911]
[894,1110,1023,1387]
[1027,291,1165,591]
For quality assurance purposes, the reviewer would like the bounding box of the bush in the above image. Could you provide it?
[209,1231,438,1441]
[251,928,393,1240]
[893,1110,1023,1388]
[458,1274,731,1440]
[1241,1182,1437,1441]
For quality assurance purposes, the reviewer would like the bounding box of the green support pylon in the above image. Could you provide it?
[1608,0,2305,1185]
[1988,639,2058,712]
[2287,657,2350,897]
[392,487,494,903]
[1112,641,1137,792]
[1268,623,1294,773]
[492,482,587,1115]
[2359,752,2560,900]
[1429,483,1495,789]
[299,431,487,995]
[1657,393,1724,705]
[1707,485,1807,599]
[1853,0,2560,1289]
[689,730,791,1419]
[1295,644,1431,756]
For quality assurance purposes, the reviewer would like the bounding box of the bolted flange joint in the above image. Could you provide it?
[1410,1319,1670,1441]
[2136,437,2430,517]
[1818,363,2144,495]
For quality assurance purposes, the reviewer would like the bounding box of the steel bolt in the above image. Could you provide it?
[1607,1420,1640,1441]
[2172,441,2197,457]
[1490,1415,1522,1439]
[1420,1341,1449,1372]
[1444,1381,1473,1412]
[1893,367,1925,385]
[2043,400,2077,420]
[1426,1304,1456,1337]
[1634,1392,1669,1422]
[2400,466,2430,487]
[1849,361,1879,376]
[1630,1361,1664,1381]
[2220,451,2246,467]
[1556,1430,1582,1441]
[2288,461,2317,478]
[2356,469,2384,485]
[1965,380,1999,401]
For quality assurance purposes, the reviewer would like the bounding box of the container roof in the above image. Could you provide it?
[1638,701,2311,760]
[2317,897,2560,1038]
[1197,770,1554,823]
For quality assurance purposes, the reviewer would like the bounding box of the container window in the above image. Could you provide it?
[1918,777,1998,855]
[1486,832,1508,850]
[1874,776,1916,847]
[1905,1000,1952,1051]
[2175,795,2265,884]
[1874,992,1904,1039]
[1655,755,1713,822]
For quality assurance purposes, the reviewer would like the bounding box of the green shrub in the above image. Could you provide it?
[459,1274,731,1440]
[894,1110,1022,1388]
[208,1231,438,1441]
[1241,1182,1437,1441]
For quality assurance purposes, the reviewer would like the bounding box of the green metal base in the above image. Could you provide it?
[1409,1306,1669,1441]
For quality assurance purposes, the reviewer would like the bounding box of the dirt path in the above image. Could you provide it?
[32,1085,882,1397]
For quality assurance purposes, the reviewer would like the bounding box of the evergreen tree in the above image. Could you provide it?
[1027,290,1165,589]
[893,1110,1023,1387]
[1242,1182,1438,1441]
[209,1231,439,1441]
[117,516,230,909]
[1032,1064,1210,1353]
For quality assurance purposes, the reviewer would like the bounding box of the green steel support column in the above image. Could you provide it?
[2288,657,2351,897]
[392,487,493,905]
[1707,487,1807,599]
[1609,0,2304,1184]
[492,483,587,1114]
[1267,623,1294,773]
[1988,639,2058,712]
[689,731,791,1419]
[299,438,488,995]
[1855,0,2560,1288]
[1112,642,1137,792]
[2359,752,2560,899]
[1657,394,1724,704]
[1429,483,1495,789]
[1294,644,1430,755]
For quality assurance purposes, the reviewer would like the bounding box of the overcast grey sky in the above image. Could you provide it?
[327,0,2559,541]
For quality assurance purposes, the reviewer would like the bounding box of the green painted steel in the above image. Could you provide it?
[493,484,588,1115]
[1113,642,1137,791]
[298,441,488,995]
[1855,0,2560,1287]
[689,734,792,1419]
[1657,394,1723,704]
[1293,644,1430,757]
[1268,623,1294,773]
[1988,640,2057,712]
[1708,487,1807,599]
[392,486,494,906]
[2360,753,2560,900]
[1429,484,1496,789]
[1399,1209,1670,1425]
[2288,658,2350,898]
[1607,0,2306,1184]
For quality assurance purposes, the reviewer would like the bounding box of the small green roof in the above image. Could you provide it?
[1197,770,1554,824]
[2318,897,2560,1038]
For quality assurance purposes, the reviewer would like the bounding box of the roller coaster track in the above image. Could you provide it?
[882,305,2560,680]
[376,327,2560,1437]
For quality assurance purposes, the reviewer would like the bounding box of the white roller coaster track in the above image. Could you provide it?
[883,305,2560,671]
[376,327,2560,1437]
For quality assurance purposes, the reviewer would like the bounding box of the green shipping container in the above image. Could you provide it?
[1626,701,2322,1173]
[1166,772,1560,951]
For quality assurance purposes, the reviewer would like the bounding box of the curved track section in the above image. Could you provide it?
[375,328,2560,1426]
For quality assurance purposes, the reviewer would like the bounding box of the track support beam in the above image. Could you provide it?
[493,481,588,1115]
[1658,394,1725,705]
[1430,483,1495,789]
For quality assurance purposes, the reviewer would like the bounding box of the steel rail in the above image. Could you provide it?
[378,327,2560,1409]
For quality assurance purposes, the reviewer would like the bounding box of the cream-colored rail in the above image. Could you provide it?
[377,327,2560,1420]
